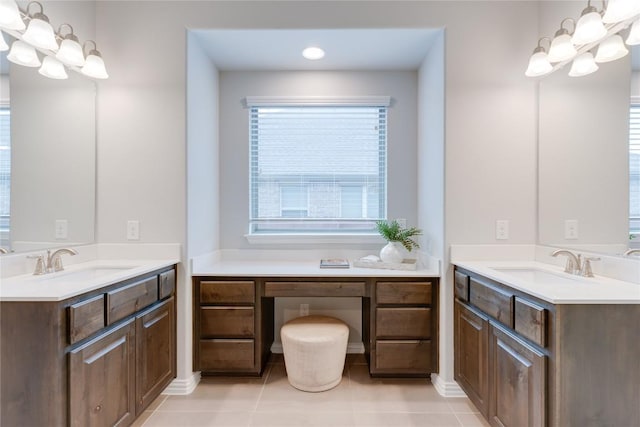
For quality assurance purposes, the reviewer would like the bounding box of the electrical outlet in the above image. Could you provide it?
[496,220,509,240]
[299,303,309,317]
[55,219,68,240]
[565,219,579,239]
[127,220,140,240]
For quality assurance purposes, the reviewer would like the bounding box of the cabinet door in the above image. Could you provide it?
[136,298,176,414]
[69,319,136,427]
[454,300,489,417]
[489,323,546,427]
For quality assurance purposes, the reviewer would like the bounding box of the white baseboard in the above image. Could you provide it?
[162,371,201,395]
[431,374,467,397]
[271,342,365,354]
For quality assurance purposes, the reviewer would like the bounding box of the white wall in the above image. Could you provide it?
[94,0,540,389]
[219,70,418,249]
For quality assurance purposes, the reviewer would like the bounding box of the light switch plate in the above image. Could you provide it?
[496,220,509,240]
[55,220,68,240]
[565,219,578,239]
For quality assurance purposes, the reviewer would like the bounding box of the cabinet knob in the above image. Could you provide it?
[94,405,102,412]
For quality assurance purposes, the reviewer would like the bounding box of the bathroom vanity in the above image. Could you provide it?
[453,263,640,427]
[0,262,177,427]
[192,260,439,378]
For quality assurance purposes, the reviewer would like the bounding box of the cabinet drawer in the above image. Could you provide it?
[159,269,176,299]
[68,294,105,344]
[265,281,366,297]
[514,297,547,347]
[376,307,431,339]
[199,339,255,371]
[200,307,255,338]
[200,281,255,304]
[107,277,159,324]
[469,279,513,327]
[454,271,469,301]
[375,340,432,373]
[376,281,432,305]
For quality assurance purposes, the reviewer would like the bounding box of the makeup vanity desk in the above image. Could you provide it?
[192,258,439,378]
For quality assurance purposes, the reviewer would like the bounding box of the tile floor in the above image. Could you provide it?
[133,355,490,427]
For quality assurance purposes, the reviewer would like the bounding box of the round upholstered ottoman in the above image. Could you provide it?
[280,315,349,392]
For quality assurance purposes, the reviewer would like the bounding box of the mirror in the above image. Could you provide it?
[0,48,96,254]
[538,46,638,258]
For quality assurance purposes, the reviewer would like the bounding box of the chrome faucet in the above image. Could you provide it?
[623,248,640,256]
[46,248,78,273]
[0,247,8,254]
[551,249,582,275]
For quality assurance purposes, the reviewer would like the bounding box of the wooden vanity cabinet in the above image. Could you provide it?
[0,265,177,427]
[454,266,640,427]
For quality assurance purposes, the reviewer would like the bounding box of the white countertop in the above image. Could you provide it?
[455,261,640,304]
[0,259,178,302]
[192,258,439,278]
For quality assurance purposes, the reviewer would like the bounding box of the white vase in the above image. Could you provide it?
[380,242,404,264]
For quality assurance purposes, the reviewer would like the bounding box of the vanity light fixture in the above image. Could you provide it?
[626,18,640,45]
[55,24,84,67]
[302,46,325,60]
[0,31,8,51]
[0,0,25,31]
[21,1,58,51]
[525,37,553,77]
[572,1,607,45]
[38,56,67,79]
[7,39,40,67]
[80,40,108,79]
[568,51,599,76]
[0,0,109,80]
[526,0,639,78]
[594,34,629,62]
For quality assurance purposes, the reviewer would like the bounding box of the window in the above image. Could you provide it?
[630,102,640,237]
[248,98,388,234]
[0,106,10,248]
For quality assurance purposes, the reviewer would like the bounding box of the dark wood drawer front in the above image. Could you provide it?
[376,307,431,339]
[159,269,176,299]
[107,277,159,325]
[454,271,469,301]
[514,297,547,348]
[199,339,255,371]
[200,307,255,338]
[375,340,432,373]
[376,281,432,305]
[265,281,366,297]
[469,279,513,327]
[68,295,105,344]
[200,281,255,304]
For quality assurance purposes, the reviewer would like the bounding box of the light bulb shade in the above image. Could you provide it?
[7,40,40,67]
[56,38,85,66]
[525,51,553,77]
[80,53,108,79]
[548,33,577,62]
[572,11,607,45]
[22,16,58,51]
[0,0,25,30]
[0,31,8,51]
[568,52,599,77]
[38,56,68,79]
[594,34,629,62]
[602,0,640,24]
[626,18,640,45]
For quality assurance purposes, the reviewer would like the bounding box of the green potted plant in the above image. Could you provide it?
[375,220,422,263]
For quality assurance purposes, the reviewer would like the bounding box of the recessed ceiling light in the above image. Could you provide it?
[302,47,325,60]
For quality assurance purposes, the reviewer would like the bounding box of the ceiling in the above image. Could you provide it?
[191,28,441,71]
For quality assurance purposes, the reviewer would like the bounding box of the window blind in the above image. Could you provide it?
[630,103,640,234]
[249,104,387,233]
[0,107,10,244]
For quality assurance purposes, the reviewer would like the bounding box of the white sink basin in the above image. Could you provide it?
[491,267,582,285]
[36,265,137,282]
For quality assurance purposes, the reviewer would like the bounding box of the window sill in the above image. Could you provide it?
[244,233,385,245]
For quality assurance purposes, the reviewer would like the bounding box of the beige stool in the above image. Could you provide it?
[280,315,349,392]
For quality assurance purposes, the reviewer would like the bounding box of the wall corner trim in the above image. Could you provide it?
[162,372,201,395]
[430,374,467,398]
